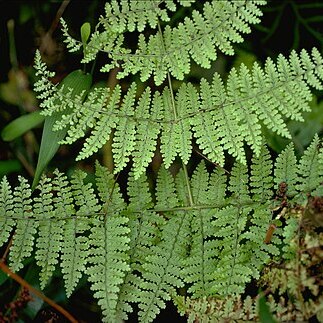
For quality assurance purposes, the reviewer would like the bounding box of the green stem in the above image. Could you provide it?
[157,20,193,206]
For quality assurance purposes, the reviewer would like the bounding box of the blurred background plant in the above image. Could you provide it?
[0,0,322,321]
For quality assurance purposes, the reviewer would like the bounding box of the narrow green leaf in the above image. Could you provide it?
[32,70,92,189]
[1,110,44,141]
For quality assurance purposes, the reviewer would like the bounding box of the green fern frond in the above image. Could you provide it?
[34,176,62,289]
[250,146,273,202]
[182,162,217,298]
[0,135,322,321]
[0,177,15,248]
[61,1,265,84]
[133,90,162,179]
[60,18,82,53]
[138,212,190,323]
[207,168,227,206]
[87,164,130,322]
[113,83,137,173]
[297,134,322,194]
[9,177,35,272]
[155,165,179,209]
[102,0,186,33]
[75,86,120,159]
[274,143,298,197]
[115,172,165,321]
[34,47,323,178]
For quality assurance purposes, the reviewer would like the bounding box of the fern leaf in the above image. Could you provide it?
[138,213,190,323]
[61,171,99,296]
[0,177,15,248]
[182,162,217,298]
[274,143,298,197]
[250,145,273,202]
[60,18,82,53]
[60,87,109,144]
[155,165,179,210]
[115,172,165,321]
[212,205,253,296]
[192,77,224,165]
[207,168,227,207]
[34,176,62,289]
[213,77,246,164]
[297,134,322,194]
[233,64,262,156]
[73,1,265,84]
[9,177,35,272]
[229,162,250,204]
[113,83,137,173]
[76,86,120,160]
[51,171,80,297]
[133,89,162,179]
[88,164,130,322]
[102,0,182,33]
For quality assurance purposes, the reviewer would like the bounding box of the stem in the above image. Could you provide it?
[0,261,78,323]
[157,20,193,206]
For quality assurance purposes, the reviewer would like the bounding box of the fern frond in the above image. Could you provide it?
[297,134,322,194]
[62,1,265,84]
[182,162,217,298]
[35,46,323,178]
[34,176,62,289]
[155,165,179,209]
[9,177,35,272]
[138,212,190,323]
[60,18,82,53]
[33,50,56,103]
[207,168,226,206]
[250,146,273,202]
[274,143,298,197]
[115,172,165,321]
[228,162,250,204]
[102,0,186,33]
[61,171,100,296]
[192,77,225,165]
[113,83,137,173]
[132,89,162,179]
[87,164,130,322]
[0,177,15,248]
[75,86,120,159]
[88,215,130,322]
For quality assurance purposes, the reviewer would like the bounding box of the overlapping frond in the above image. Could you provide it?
[0,137,322,322]
[62,1,265,85]
[34,48,323,178]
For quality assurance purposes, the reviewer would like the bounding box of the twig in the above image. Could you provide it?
[0,262,78,323]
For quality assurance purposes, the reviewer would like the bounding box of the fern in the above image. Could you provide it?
[33,47,323,178]
[34,176,62,289]
[2,1,323,322]
[0,177,15,247]
[0,137,322,321]
[87,164,130,322]
[68,1,266,84]
[8,177,35,272]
